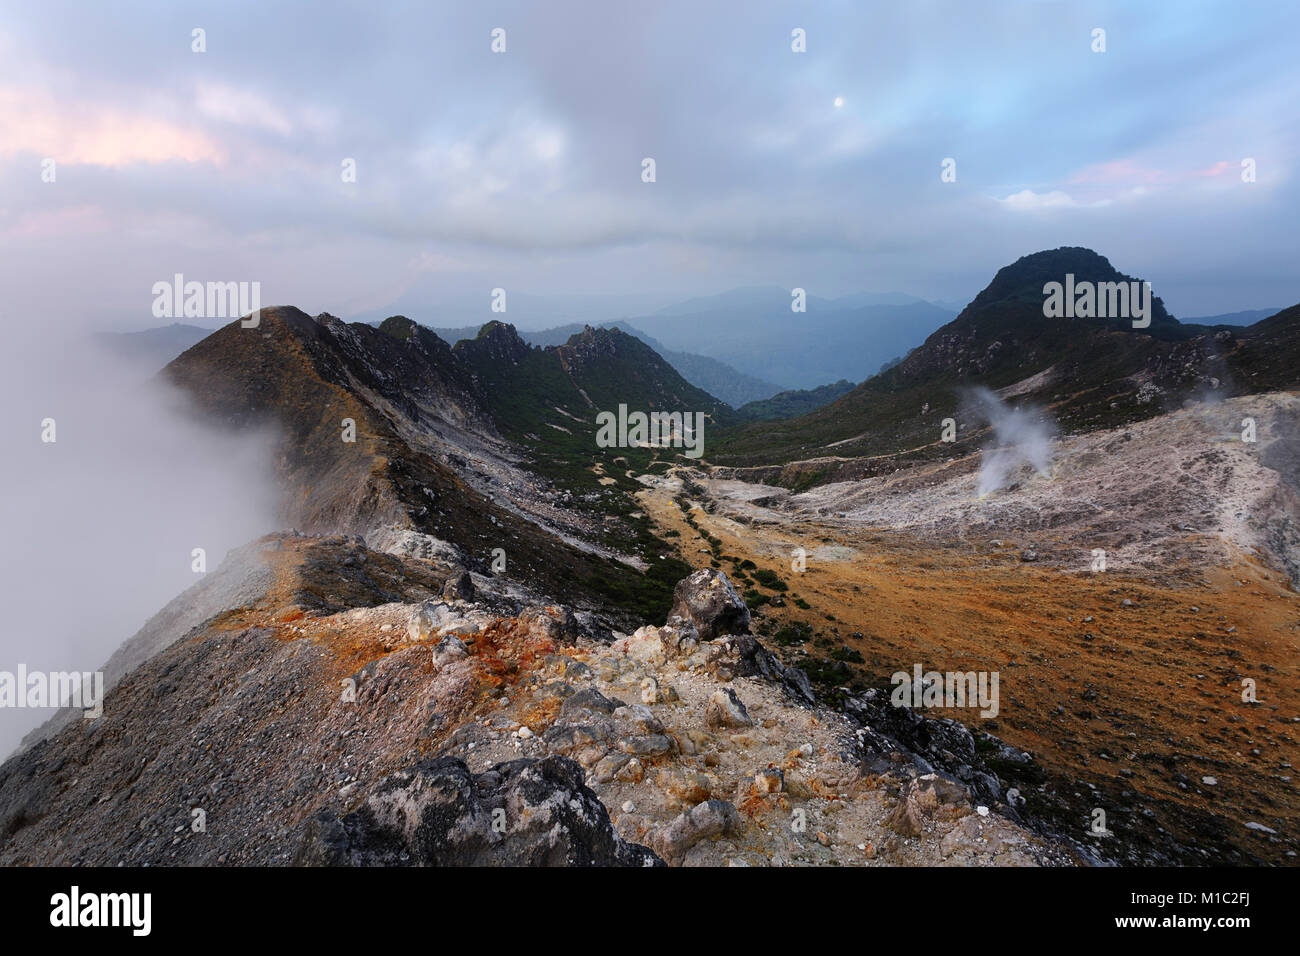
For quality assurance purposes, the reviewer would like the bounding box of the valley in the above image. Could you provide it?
[637,394,1300,863]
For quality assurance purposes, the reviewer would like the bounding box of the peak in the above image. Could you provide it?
[452,320,532,365]
[476,320,522,341]
[559,323,644,357]
[378,315,419,340]
[963,247,1175,329]
[972,248,1117,305]
[221,305,314,332]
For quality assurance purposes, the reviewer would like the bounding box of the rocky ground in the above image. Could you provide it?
[0,535,1073,867]
[636,393,1300,864]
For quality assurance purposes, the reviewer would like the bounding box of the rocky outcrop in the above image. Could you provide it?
[0,536,1073,868]
[667,568,750,640]
[296,756,661,867]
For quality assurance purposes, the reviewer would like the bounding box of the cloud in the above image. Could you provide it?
[0,86,224,166]
[193,82,339,138]
[194,82,295,135]
[996,189,1114,211]
[0,322,279,755]
[0,0,1296,318]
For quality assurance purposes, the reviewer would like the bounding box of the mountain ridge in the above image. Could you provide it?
[710,247,1300,474]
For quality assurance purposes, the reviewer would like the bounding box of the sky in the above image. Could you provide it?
[1,0,1298,335]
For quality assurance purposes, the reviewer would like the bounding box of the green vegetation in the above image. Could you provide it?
[772,621,813,646]
[735,379,856,421]
[751,568,787,591]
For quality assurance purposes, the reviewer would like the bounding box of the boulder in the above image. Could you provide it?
[660,617,701,657]
[431,635,469,668]
[441,568,475,601]
[517,605,580,644]
[614,703,664,735]
[705,688,754,730]
[887,773,971,838]
[781,666,816,705]
[702,634,778,681]
[614,626,668,667]
[650,800,741,863]
[667,569,750,640]
[406,601,454,642]
[295,756,662,867]
[753,768,784,794]
[560,688,623,716]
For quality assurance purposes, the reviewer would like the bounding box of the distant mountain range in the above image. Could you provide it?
[94,285,1294,447]
[625,288,957,390]
[427,320,783,409]
[94,322,213,369]
[1180,308,1283,326]
[352,285,960,391]
[711,247,1300,477]
[98,312,858,416]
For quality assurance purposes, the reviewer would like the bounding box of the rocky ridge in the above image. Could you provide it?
[0,535,1071,867]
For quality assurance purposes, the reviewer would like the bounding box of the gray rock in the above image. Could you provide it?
[782,666,815,705]
[650,799,741,862]
[660,617,701,657]
[441,568,475,602]
[619,734,674,757]
[518,605,580,643]
[561,688,623,716]
[702,634,778,681]
[407,601,454,642]
[614,704,664,734]
[431,635,469,668]
[295,756,662,867]
[668,569,750,641]
[705,688,754,730]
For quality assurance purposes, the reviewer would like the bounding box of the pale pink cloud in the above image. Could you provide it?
[0,87,226,167]
[1068,157,1237,186]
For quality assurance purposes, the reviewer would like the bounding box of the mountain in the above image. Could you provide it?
[94,322,214,369]
[160,307,733,619]
[429,320,783,408]
[710,247,1300,474]
[736,379,857,421]
[1181,308,1283,327]
[652,285,928,316]
[350,288,683,329]
[628,293,955,390]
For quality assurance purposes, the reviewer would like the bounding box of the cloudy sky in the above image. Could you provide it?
[1,0,1297,332]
